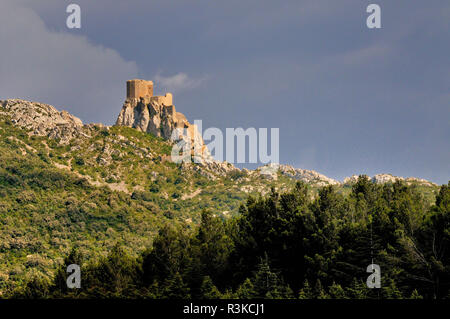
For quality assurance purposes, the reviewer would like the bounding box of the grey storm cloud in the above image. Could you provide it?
[0,0,138,124]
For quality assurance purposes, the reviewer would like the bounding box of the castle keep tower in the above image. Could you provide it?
[126,79,173,106]
[126,79,154,99]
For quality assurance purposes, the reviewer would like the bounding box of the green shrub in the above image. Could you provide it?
[74,157,85,166]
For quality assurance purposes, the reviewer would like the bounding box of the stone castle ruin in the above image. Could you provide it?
[116,79,210,161]
[126,79,173,107]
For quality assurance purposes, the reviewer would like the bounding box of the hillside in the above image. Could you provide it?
[0,98,443,296]
[0,99,314,292]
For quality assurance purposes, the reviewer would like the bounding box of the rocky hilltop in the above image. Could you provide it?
[0,79,439,188]
[115,79,211,163]
[278,164,340,186]
[0,99,87,144]
[115,81,180,140]
[343,173,437,187]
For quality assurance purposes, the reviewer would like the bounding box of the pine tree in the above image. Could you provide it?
[161,272,190,299]
[345,278,367,299]
[298,280,313,299]
[409,289,423,299]
[51,247,84,297]
[200,276,222,299]
[249,255,293,299]
[382,279,403,299]
[328,282,347,299]
[236,278,255,299]
[314,279,330,299]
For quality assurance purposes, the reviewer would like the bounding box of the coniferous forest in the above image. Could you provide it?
[8,177,450,299]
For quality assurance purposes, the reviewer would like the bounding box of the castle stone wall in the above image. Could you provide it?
[150,93,173,106]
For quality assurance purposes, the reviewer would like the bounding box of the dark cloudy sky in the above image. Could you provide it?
[0,0,449,183]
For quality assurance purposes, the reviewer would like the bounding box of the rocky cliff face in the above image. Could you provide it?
[115,96,213,162]
[116,97,183,140]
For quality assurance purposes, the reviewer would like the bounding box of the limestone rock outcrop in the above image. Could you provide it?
[278,164,340,186]
[371,174,403,184]
[343,175,360,185]
[0,99,86,144]
[372,174,437,186]
[115,94,182,140]
[343,173,437,187]
[254,164,340,186]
